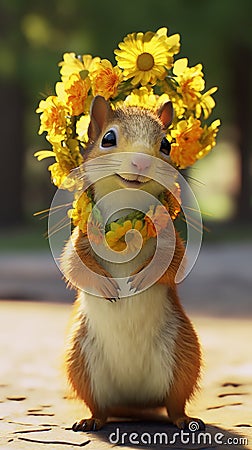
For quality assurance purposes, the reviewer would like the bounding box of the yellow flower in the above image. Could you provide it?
[68,192,92,233]
[76,115,90,143]
[114,28,180,86]
[36,96,68,142]
[48,162,66,187]
[57,73,91,116]
[198,119,221,159]
[170,116,204,168]
[173,58,217,118]
[124,86,170,109]
[35,140,83,188]
[59,52,100,81]
[195,87,217,119]
[105,220,132,251]
[90,59,123,100]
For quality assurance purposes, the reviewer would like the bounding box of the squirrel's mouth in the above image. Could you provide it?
[116,173,150,188]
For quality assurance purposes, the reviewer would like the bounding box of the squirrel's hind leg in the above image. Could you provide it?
[165,307,205,431]
[165,388,205,431]
[72,414,107,432]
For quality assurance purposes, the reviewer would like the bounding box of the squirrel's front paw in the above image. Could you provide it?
[98,276,120,301]
[128,266,156,293]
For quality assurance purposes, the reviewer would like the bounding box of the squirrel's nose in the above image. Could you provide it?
[131,154,151,173]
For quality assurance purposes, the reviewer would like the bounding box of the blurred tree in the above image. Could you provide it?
[0,2,25,225]
[234,46,252,222]
[0,0,251,225]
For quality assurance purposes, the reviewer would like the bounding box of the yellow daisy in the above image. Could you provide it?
[59,52,100,82]
[114,28,180,86]
[124,86,170,109]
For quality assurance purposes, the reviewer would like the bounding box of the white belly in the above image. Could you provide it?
[78,284,179,409]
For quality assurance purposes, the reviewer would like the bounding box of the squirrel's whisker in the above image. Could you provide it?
[46,216,70,239]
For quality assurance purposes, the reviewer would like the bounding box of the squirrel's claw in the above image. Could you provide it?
[72,417,105,432]
[107,297,119,303]
[98,276,120,301]
[128,272,150,293]
[176,417,205,431]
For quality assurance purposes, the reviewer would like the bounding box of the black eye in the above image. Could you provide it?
[160,137,171,156]
[101,129,117,148]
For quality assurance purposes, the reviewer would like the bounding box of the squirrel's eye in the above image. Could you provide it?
[160,137,171,156]
[101,130,117,148]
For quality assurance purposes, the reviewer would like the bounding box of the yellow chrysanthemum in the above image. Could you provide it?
[34,139,83,170]
[170,116,204,168]
[198,119,221,159]
[124,86,170,109]
[173,58,217,118]
[59,52,100,82]
[114,28,180,86]
[36,96,68,142]
[49,162,66,187]
[57,73,91,116]
[90,59,123,100]
[68,192,93,233]
[76,114,90,143]
[36,140,82,188]
[105,220,132,251]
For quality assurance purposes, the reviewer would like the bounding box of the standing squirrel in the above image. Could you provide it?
[61,95,204,432]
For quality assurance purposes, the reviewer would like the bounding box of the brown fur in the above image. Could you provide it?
[63,97,204,432]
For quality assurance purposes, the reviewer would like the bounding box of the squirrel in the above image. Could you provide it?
[61,95,204,432]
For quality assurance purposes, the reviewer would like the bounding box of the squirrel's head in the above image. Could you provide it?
[85,96,174,201]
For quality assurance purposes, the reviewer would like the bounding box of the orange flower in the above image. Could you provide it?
[170,117,204,168]
[145,205,170,237]
[57,73,90,116]
[91,59,123,100]
[68,192,92,233]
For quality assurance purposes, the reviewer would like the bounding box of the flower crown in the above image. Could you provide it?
[35,26,220,189]
[35,27,220,251]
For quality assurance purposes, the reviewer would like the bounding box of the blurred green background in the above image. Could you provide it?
[0,0,251,250]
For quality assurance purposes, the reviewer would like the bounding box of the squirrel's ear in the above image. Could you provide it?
[158,101,173,130]
[88,96,113,142]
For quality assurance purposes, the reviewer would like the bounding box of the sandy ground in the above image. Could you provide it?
[0,302,251,449]
[0,243,251,449]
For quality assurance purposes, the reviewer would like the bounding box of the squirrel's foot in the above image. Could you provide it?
[174,416,205,431]
[72,417,106,432]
